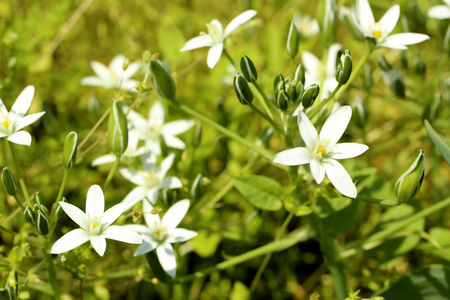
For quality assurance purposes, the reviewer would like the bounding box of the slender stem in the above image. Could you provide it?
[44,250,59,299]
[252,81,279,118]
[250,211,295,292]
[170,98,275,161]
[13,195,25,211]
[307,83,342,120]
[223,48,237,69]
[55,169,69,204]
[290,57,295,77]
[8,142,31,206]
[248,103,283,135]
[103,155,121,190]
[77,107,111,151]
[356,196,399,207]
[0,224,16,235]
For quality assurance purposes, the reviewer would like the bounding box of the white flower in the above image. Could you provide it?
[128,101,195,156]
[274,106,368,198]
[51,185,142,257]
[81,55,142,90]
[120,153,182,210]
[0,86,45,146]
[293,13,320,38]
[354,0,429,49]
[428,0,450,19]
[125,199,197,278]
[180,10,257,69]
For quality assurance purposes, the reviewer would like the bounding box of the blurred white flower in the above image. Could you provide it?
[128,101,195,156]
[180,10,257,69]
[274,106,368,198]
[125,199,197,278]
[0,86,45,146]
[293,13,320,38]
[120,153,182,210]
[51,185,142,257]
[428,0,450,19]
[354,0,429,49]
[81,55,142,90]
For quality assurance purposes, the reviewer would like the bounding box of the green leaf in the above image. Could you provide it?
[232,175,283,211]
[313,196,351,218]
[376,265,450,299]
[191,230,222,258]
[425,120,450,164]
[230,281,250,300]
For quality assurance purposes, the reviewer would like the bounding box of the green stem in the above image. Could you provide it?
[307,83,342,120]
[0,224,16,235]
[356,196,399,207]
[44,251,59,299]
[13,195,25,211]
[223,48,237,69]
[55,169,69,204]
[168,227,313,284]
[8,142,31,206]
[171,98,274,161]
[103,155,121,190]
[252,81,279,119]
[248,103,283,135]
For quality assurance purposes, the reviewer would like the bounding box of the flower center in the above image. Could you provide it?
[152,222,168,242]
[88,213,104,235]
[92,216,102,230]
[3,121,10,129]
[317,146,326,156]
[206,22,222,44]
[371,22,387,42]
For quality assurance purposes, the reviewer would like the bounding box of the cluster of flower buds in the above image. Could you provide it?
[233,55,259,105]
[24,193,50,235]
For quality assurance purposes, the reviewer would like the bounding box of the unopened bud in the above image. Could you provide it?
[286,20,300,58]
[352,96,369,128]
[399,51,408,69]
[240,55,258,82]
[108,100,128,155]
[62,131,78,169]
[2,167,17,196]
[273,74,284,90]
[394,149,425,203]
[233,72,253,105]
[294,64,305,85]
[412,52,425,75]
[277,90,290,111]
[150,58,176,100]
[302,84,320,108]
[190,174,204,200]
[122,58,130,71]
[24,206,36,226]
[336,50,352,85]
[363,63,373,91]
[381,68,405,98]
[423,93,441,122]
[36,210,50,235]
[143,51,152,64]
[378,55,391,71]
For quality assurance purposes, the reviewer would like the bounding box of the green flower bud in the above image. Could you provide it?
[161,188,179,206]
[122,57,130,71]
[412,52,425,75]
[277,90,290,111]
[7,270,18,300]
[108,100,129,155]
[143,50,151,64]
[363,63,373,91]
[2,167,17,196]
[302,84,320,108]
[423,93,441,122]
[399,51,408,69]
[233,72,253,105]
[294,64,305,85]
[351,95,369,128]
[273,74,284,91]
[190,174,204,201]
[62,131,78,169]
[36,209,50,235]
[381,68,405,98]
[55,197,67,218]
[286,20,300,58]
[378,55,391,71]
[285,79,296,101]
[336,50,352,85]
[24,206,36,226]
[294,81,304,103]
[394,149,425,203]
[150,58,176,100]
[240,55,258,82]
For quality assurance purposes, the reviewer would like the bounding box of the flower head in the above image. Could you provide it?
[274,106,369,198]
[428,0,450,19]
[293,13,320,39]
[51,185,142,256]
[81,55,142,90]
[180,10,257,69]
[353,0,429,49]
[126,199,197,277]
[120,153,183,210]
[0,86,45,146]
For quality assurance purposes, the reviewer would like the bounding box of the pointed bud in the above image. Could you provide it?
[285,79,296,101]
[62,131,78,169]
[294,81,304,103]
[122,58,130,71]
[240,55,258,82]
[352,96,369,128]
[286,20,299,58]
[150,58,176,100]
[36,210,50,235]
[273,74,284,91]
[381,68,405,98]
[2,167,17,196]
[336,50,352,85]
[394,149,425,203]
[24,206,36,226]
[108,100,128,155]
[143,50,151,64]
[302,84,320,108]
[294,64,305,85]
[233,72,253,105]
[277,90,290,111]
[399,51,408,69]
[190,174,204,201]
[412,52,425,75]
[378,55,391,71]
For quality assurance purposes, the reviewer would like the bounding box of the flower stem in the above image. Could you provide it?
[13,195,25,211]
[307,83,342,120]
[103,155,121,190]
[0,224,16,235]
[77,106,111,151]
[223,47,238,69]
[171,98,275,161]
[55,169,69,204]
[248,103,284,135]
[8,142,31,206]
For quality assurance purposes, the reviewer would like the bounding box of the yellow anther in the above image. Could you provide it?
[3,121,10,129]
[317,146,326,156]
[373,30,382,40]
[156,229,164,237]
[92,216,100,230]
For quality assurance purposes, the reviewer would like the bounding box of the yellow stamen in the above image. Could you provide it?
[92,217,100,230]
[156,229,164,237]
[317,146,326,156]
[373,30,382,41]
[3,121,10,129]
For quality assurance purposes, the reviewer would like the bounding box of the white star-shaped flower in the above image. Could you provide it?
[51,185,142,257]
[81,55,142,90]
[125,199,197,278]
[120,153,182,210]
[354,0,429,49]
[274,106,368,198]
[293,13,320,39]
[428,0,450,19]
[128,101,194,156]
[0,86,45,146]
[180,10,257,69]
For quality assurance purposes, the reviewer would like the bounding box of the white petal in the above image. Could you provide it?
[159,153,175,178]
[109,55,125,72]
[105,225,142,244]
[103,203,125,225]
[157,243,177,278]
[80,76,104,87]
[134,239,159,256]
[141,152,158,173]
[144,139,162,156]
[298,111,318,150]
[301,51,322,83]
[148,101,165,128]
[356,0,375,32]
[0,99,8,111]
[161,177,183,189]
[164,136,187,150]
[310,159,326,184]
[143,200,161,227]
[162,199,190,229]
[119,168,146,186]
[123,61,142,79]
[207,43,224,69]
[224,9,257,38]
[7,131,32,146]
[379,5,400,35]
[121,79,139,91]
[128,109,148,131]
[15,111,45,131]
[91,154,117,167]
[51,228,89,254]
[123,224,150,234]
[332,143,369,159]
[323,159,357,198]
[428,6,450,19]
[382,33,430,47]
[90,61,110,82]
[167,228,197,243]
[59,202,90,231]
[326,44,342,78]
[180,35,214,51]
[86,184,105,216]
[11,86,34,117]
[319,106,352,145]
[162,120,195,136]
[146,188,160,205]
[273,147,311,166]
[122,187,148,211]
[90,235,107,256]
[378,42,408,50]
